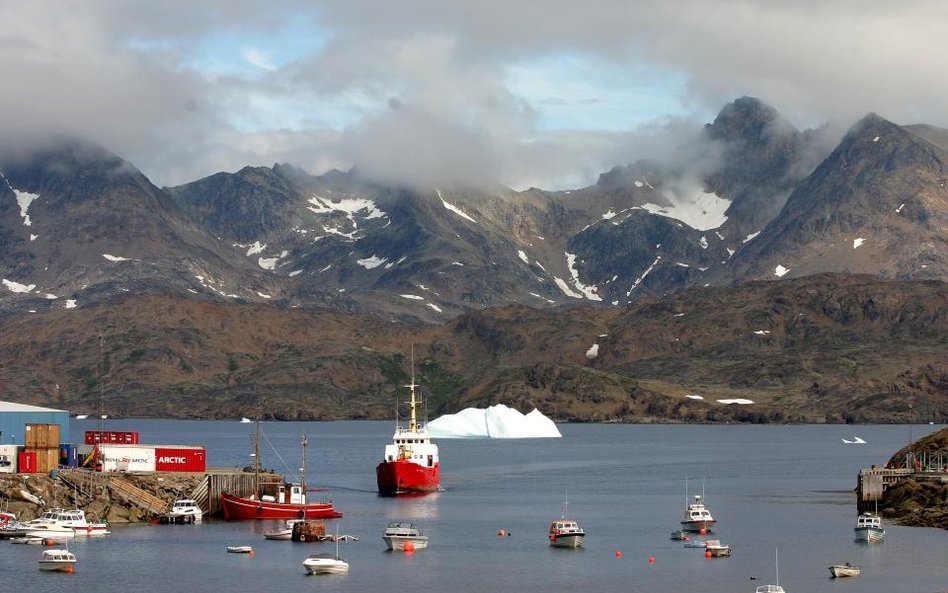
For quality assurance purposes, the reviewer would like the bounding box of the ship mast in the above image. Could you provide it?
[407,347,419,433]
[253,419,261,500]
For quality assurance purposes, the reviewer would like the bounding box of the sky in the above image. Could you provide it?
[2,1,947,191]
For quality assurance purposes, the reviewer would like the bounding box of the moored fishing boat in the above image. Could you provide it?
[548,495,585,548]
[854,511,884,543]
[681,477,716,533]
[376,351,440,495]
[221,427,342,520]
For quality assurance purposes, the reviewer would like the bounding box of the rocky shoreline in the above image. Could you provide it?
[1,471,205,523]
[877,427,948,530]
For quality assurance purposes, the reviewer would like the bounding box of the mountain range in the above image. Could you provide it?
[0,97,946,421]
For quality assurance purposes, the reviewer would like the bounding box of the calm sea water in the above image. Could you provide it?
[4,420,947,593]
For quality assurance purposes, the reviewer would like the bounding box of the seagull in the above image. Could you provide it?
[853,436,866,444]
[841,438,854,444]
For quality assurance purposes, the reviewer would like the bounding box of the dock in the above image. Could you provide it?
[856,450,948,512]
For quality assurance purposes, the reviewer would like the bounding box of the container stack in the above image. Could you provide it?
[25,423,59,474]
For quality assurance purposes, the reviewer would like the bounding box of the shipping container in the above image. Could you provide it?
[154,446,206,472]
[85,430,139,445]
[60,444,79,468]
[18,450,37,473]
[25,423,60,449]
[96,444,156,472]
[0,444,17,473]
[28,447,58,473]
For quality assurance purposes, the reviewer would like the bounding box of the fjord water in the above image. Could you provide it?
[5,421,948,593]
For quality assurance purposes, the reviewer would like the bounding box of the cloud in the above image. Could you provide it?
[1,1,946,191]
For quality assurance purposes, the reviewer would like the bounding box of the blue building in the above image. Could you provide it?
[0,401,70,446]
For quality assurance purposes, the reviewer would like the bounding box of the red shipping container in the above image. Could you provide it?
[154,447,206,472]
[18,451,37,473]
[85,431,140,445]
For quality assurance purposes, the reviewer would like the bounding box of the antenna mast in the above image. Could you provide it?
[407,345,418,433]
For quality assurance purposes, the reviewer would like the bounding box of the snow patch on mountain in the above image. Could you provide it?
[102,254,132,262]
[436,189,477,223]
[429,404,561,438]
[3,279,35,293]
[634,190,730,231]
[357,255,387,269]
[565,253,602,301]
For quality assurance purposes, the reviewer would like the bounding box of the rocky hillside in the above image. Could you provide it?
[0,274,943,423]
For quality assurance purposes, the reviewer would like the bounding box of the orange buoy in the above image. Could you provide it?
[67,565,75,574]
[615,550,623,558]
[705,550,712,559]
[248,550,255,557]
[699,528,707,535]
[649,556,655,564]
[403,541,415,552]
[497,529,506,537]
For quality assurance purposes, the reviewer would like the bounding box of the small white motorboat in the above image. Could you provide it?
[382,521,428,551]
[303,552,349,574]
[264,527,293,540]
[167,499,203,523]
[304,526,349,574]
[705,539,731,557]
[829,562,861,578]
[226,545,254,554]
[38,549,77,572]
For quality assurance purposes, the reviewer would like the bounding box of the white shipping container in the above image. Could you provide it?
[0,444,17,473]
[97,444,156,472]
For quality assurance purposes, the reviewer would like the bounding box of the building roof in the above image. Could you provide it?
[0,400,68,413]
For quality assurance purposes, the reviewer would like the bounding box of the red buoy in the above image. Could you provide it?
[403,540,415,553]
[615,550,623,558]
[649,556,655,564]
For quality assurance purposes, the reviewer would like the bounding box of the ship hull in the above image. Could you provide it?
[376,460,440,494]
[220,491,342,520]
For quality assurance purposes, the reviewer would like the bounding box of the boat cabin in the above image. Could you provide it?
[549,519,583,535]
[855,512,881,529]
[383,430,439,467]
[384,521,423,537]
[260,483,306,505]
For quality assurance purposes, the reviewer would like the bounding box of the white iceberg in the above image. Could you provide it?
[428,404,562,438]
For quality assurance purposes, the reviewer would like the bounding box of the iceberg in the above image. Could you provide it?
[428,404,562,438]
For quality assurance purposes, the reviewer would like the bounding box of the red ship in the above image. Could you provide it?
[376,360,440,495]
[221,428,342,520]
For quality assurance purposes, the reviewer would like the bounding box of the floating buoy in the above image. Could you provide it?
[403,541,415,552]
[705,550,712,559]
[648,556,655,564]
[45,539,55,546]
[497,529,506,537]
[615,550,623,558]
[699,528,707,535]
[67,565,75,574]
[248,550,255,557]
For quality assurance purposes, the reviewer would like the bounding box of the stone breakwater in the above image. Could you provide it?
[1,472,205,523]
